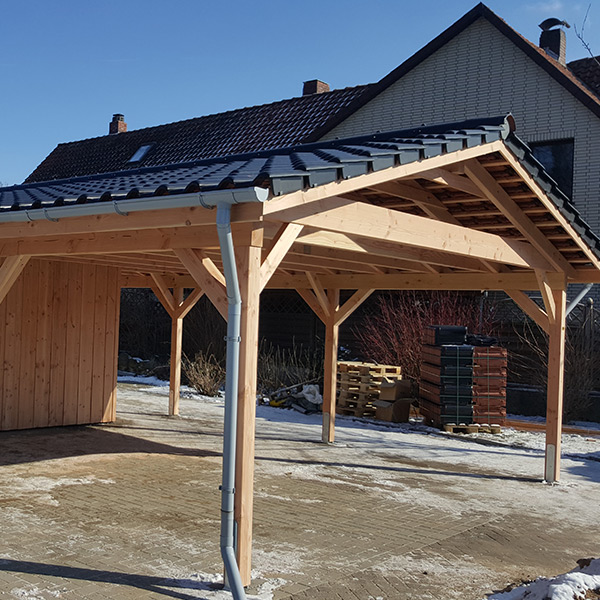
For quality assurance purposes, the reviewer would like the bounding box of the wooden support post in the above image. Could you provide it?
[0,255,30,305]
[234,231,263,587]
[169,287,184,416]
[545,287,566,482]
[323,289,340,444]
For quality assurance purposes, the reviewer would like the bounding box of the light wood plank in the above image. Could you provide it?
[305,272,330,319]
[62,262,83,426]
[33,260,53,428]
[334,289,375,327]
[260,223,303,291]
[150,273,176,316]
[76,264,96,424]
[0,255,30,305]
[505,290,549,334]
[295,288,327,324]
[417,167,485,197]
[91,266,109,423]
[169,287,184,416]
[234,242,262,586]
[545,287,566,482]
[323,289,340,444]
[176,288,204,319]
[102,267,120,423]
[535,270,557,325]
[174,248,228,320]
[267,196,551,271]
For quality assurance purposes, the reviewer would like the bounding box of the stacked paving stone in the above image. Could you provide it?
[336,361,402,418]
[419,326,507,427]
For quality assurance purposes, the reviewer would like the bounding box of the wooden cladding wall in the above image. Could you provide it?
[0,259,120,431]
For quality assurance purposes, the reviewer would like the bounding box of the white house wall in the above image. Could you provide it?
[323,18,600,232]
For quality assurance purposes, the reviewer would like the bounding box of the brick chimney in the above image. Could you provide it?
[302,80,330,96]
[539,18,570,65]
[109,113,127,134]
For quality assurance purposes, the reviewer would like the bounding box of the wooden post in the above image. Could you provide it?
[545,287,566,482]
[323,289,340,443]
[234,228,263,587]
[169,287,184,416]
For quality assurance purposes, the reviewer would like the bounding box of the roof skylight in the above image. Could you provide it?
[128,144,153,163]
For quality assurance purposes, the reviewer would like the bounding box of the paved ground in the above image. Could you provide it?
[0,383,597,599]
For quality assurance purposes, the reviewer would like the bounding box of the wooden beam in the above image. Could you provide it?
[295,288,327,323]
[234,241,262,586]
[174,248,228,320]
[284,271,565,292]
[464,159,576,277]
[0,256,31,305]
[169,287,184,416]
[545,287,566,482]
[266,196,552,270]
[417,167,486,197]
[150,274,176,316]
[323,289,340,444]
[505,290,549,334]
[0,202,263,241]
[306,272,331,319]
[260,223,303,291]
[296,228,492,272]
[535,270,557,325]
[333,289,375,327]
[176,287,204,319]
[498,147,600,271]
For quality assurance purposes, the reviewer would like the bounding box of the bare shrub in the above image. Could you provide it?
[182,352,225,397]
[257,341,323,394]
[511,308,598,422]
[353,291,496,379]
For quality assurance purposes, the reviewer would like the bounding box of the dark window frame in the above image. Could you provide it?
[529,138,574,198]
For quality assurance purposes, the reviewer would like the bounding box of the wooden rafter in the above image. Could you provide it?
[535,270,557,325]
[416,167,485,197]
[463,159,576,277]
[0,255,31,305]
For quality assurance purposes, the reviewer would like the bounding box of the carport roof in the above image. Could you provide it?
[1,115,600,265]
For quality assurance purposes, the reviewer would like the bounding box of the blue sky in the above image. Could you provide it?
[0,0,596,185]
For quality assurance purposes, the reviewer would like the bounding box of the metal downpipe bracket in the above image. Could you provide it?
[216,202,246,600]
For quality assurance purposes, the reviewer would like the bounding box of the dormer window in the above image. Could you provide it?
[128,144,153,163]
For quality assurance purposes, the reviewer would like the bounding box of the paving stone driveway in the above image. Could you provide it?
[0,383,596,599]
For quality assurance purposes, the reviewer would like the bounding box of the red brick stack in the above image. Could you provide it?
[472,346,507,426]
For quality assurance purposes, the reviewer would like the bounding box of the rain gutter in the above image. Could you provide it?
[0,186,268,223]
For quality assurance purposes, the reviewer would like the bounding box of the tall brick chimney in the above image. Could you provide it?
[303,80,330,96]
[109,113,127,134]
[539,18,570,65]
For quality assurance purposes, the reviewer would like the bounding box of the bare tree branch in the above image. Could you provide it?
[574,4,600,67]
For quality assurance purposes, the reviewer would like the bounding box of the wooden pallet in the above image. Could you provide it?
[337,361,402,377]
[443,423,502,434]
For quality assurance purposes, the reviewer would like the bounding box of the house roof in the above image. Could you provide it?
[305,3,600,142]
[568,56,600,97]
[2,115,599,267]
[24,85,370,184]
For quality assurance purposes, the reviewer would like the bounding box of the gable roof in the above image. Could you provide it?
[305,3,600,142]
[24,85,370,184]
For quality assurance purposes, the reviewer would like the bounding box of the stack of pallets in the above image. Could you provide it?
[419,326,507,428]
[336,361,402,417]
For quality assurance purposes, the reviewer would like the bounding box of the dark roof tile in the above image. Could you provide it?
[25,85,371,184]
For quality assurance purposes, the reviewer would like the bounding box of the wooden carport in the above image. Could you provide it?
[1,115,600,587]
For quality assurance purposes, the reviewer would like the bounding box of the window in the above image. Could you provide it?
[128,144,153,163]
[529,139,574,198]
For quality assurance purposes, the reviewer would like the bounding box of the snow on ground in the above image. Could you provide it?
[487,558,600,599]
[116,376,600,599]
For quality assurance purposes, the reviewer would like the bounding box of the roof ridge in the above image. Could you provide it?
[53,83,373,149]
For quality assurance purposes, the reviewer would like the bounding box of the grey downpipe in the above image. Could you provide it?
[566,283,594,316]
[216,202,247,600]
